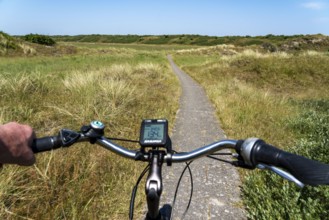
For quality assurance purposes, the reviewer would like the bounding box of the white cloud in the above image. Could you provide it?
[302,2,327,10]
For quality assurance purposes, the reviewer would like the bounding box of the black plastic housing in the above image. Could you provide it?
[251,140,329,186]
[31,129,80,153]
[31,136,62,153]
[139,119,168,148]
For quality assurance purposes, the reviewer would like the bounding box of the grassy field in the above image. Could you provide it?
[2,31,329,219]
[63,42,201,52]
[51,34,329,51]
[0,43,181,219]
[5,31,329,55]
[173,46,329,219]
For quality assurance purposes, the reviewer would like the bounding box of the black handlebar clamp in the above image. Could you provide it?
[81,121,105,144]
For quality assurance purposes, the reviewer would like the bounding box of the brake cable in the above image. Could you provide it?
[106,136,148,220]
[108,140,233,219]
[172,152,236,219]
[181,161,194,219]
[170,152,194,220]
[129,164,150,220]
[106,137,139,144]
[207,154,236,165]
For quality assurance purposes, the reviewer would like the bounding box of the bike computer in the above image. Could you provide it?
[139,119,168,148]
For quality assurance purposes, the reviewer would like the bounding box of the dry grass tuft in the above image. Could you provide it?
[0,49,179,219]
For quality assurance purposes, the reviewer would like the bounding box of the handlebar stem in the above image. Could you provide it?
[145,151,163,219]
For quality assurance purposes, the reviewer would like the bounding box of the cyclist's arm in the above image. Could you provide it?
[0,122,36,166]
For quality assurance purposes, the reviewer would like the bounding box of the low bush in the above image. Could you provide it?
[0,31,18,50]
[24,34,56,46]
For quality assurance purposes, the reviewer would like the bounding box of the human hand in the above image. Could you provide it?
[0,122,36,166]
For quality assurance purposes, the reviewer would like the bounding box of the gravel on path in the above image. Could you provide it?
[159,55,246,220]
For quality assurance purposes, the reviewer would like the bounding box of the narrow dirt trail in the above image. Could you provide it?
[160,56,246,219]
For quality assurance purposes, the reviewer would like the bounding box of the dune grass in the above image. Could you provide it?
[2,39,329,219]
[0,47,180,219]
[173,47,329,219]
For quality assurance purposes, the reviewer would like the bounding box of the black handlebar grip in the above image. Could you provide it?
[31,136,62,153]
[252,140,329,186]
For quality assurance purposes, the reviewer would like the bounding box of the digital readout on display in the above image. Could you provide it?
[143,124,164,141]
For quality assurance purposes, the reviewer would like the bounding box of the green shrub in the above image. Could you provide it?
[261,42,278,52]
[0,31,12,40]
[0,31,19,53]
[24,34,56,46]
[244,99,329,219]
[290,100,329,163]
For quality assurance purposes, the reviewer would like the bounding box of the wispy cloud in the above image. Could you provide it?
[301,1,327,10]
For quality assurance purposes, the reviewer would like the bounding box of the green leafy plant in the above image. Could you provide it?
[0,31,17,50]
[24,34,56,46]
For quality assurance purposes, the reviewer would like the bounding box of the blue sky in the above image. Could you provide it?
[1,0,329,36]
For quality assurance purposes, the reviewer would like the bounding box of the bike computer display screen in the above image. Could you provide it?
[139,119,168,147]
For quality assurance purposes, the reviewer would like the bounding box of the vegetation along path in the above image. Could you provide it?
[160,55,246,219]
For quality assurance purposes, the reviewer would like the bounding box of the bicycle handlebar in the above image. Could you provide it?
[31,126,329,186]
[31,132,237,162]
[236,138,329,186]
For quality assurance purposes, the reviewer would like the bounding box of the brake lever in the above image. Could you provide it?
[257,164,305,188]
